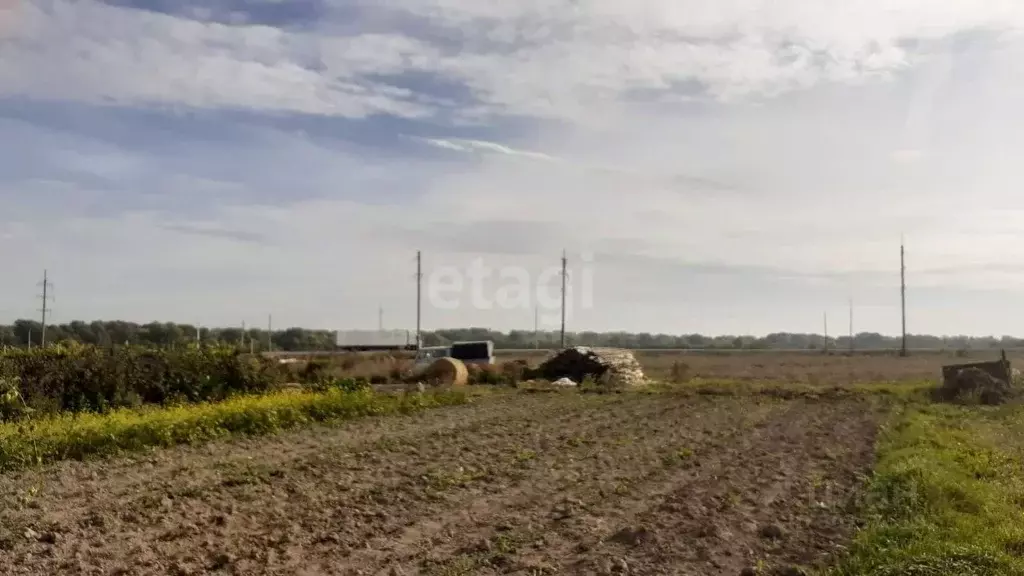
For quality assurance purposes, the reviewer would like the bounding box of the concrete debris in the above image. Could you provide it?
[935,366,1014,406]
[536,347,647,388]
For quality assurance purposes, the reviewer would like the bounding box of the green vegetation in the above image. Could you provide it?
[0,387,468,471]
[0,342,283,419]
[2,317,1021,351]
[831,403,1024,576]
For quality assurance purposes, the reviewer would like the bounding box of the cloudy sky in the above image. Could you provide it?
[2,0,1024,336]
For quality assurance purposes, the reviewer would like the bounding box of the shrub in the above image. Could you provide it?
[0,344,283,420]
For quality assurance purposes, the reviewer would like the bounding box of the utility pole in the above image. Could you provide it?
[848,298,854,353]
[560,250,568,349]
[534,304,539,349]
[823,312,829,354]
[378,304,384,331]
[241,321,246,348]
[267,314,273,352]
[900,239,908,357]
[416,250,423,349]
[37,270,54,347]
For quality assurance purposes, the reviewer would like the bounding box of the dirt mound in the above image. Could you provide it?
[934,367,1014,405]
[536,347,647,388]
[422,357,468,387]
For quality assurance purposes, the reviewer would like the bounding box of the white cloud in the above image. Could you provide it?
[3,0,1024,336]
[4,0,1022,122]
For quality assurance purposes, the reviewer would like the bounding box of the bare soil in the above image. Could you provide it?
[0,391,880,575]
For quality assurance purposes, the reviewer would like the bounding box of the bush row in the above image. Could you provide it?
[0,387,469,471]
[0,343,284,420]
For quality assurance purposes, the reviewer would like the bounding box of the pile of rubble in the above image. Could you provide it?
[535,347,647,388]
[934,366,1014,406]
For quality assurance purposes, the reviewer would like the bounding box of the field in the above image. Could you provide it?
[292,347,1013,387]
[2,350,1023,575]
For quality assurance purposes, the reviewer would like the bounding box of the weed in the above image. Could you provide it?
[0,388,468,471]
[829,404,1024,575]
[514,448,537,463]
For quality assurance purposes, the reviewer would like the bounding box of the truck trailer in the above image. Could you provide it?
[334,329,418,351]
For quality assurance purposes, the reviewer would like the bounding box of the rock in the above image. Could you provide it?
[759,524,784,540]
[739,568,757,576]
[37,531,57,544]
[22,528,39,541]
[608,526,653,546]
[552,377,578,387]
[208,552,235,570]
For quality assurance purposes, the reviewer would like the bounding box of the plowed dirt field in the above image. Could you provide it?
[0,391,880,576]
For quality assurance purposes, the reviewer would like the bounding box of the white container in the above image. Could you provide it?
[335,329,413,348]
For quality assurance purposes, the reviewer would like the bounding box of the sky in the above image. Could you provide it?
[2,0,1024,337]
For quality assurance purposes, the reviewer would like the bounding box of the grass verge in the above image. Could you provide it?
[0,388,468,471]
[829,402,1024,576]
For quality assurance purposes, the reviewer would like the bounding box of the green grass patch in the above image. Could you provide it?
[0,388,468,471]
[830,403,1024,576]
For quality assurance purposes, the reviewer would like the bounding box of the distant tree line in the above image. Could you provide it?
[0,319,1021,352]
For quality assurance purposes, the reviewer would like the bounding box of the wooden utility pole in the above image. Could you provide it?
[900,240,908,357]
[267,314,273,352]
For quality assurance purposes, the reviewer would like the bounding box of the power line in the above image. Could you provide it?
[37,269,54,347]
